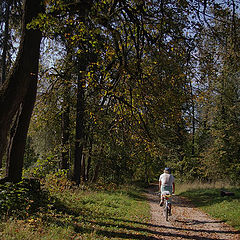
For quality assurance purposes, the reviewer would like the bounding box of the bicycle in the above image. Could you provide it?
[161,191,172,221]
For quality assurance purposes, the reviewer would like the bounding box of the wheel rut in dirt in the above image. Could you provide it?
[145,185,240,240]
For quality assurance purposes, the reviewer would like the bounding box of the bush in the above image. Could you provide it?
[0,179,49,217]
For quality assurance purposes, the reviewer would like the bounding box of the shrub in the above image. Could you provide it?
[0,179,49,217]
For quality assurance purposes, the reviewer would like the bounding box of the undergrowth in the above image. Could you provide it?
[0,179,49,218]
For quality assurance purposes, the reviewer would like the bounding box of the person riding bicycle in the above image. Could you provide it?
[159,167,175,206]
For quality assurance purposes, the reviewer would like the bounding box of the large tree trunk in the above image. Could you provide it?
[0,0,10,168]
[5,72,38,182]
[0,0,43,174]
[70,0,93,184]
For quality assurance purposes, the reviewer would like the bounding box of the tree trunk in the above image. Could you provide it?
[0,0,10,168]
[68,1,94,184]
[1,0,10,85]
[190,80,195,156]
[86,138,93,181]
[5,70,38,182]
[91,146,103,183]
[61,91,70,170]
[0,0,43,167]
[81,153,86,181]
[60,44,73,170]
[72,71,85,185]
[91,161,100,183]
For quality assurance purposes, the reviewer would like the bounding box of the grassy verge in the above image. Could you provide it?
[0,179,152,240]
[178,183,240,230]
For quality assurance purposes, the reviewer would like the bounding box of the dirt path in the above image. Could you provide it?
[145,185,240,240]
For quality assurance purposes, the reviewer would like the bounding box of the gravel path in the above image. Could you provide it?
[145,185,240,240]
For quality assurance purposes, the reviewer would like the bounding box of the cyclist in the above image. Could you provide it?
[159,167,175,207]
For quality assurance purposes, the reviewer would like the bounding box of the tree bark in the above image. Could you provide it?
[190,80,195,156]
[60,45,72,170]
[72,71,85,185]
[91,146,103,183]
[86,137,93,181]
[91,159,100,183]
[61,90,70,170]
[0,0,10,168]
[5,70,38,182]
[0,0,43,175]
[67,1,94,183]
[1,0,10,85]
[81,153,86,181]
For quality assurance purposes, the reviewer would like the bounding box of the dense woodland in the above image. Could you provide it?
[0,0,240,185]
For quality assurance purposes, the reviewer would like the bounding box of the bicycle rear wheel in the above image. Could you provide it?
[164,202,169,221]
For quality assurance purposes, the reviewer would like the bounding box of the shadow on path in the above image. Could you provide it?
[107,217,240,235]
[83,218,230,240]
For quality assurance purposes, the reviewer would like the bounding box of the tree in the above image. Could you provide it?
[18,0,240,185]
[0,0,43,182]
[190,1,240,182]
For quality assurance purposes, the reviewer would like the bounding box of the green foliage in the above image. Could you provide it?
[0,179,48,217]
[24,137,39,169]
[43,169,72,194]
[174,156,205,182]
[23,156,59,179]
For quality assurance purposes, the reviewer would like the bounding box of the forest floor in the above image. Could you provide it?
[145,184,240,240]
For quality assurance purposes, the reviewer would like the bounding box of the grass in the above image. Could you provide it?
[0,180,153,240]
[178,182,240,230]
